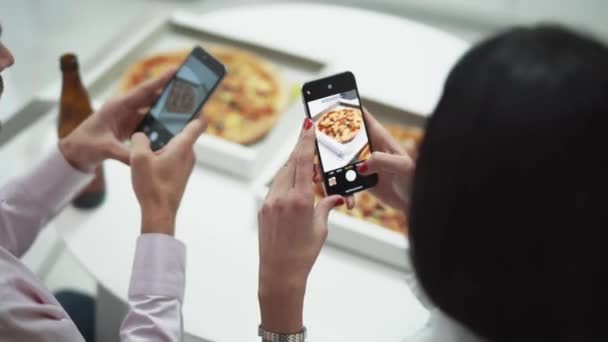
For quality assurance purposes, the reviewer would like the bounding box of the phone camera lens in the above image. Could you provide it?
[328,84,333,89]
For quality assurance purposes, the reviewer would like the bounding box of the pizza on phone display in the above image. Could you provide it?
[119,46,286,145]
[316,107,363,143]
[314,123,424,234]
[165,79,197,114]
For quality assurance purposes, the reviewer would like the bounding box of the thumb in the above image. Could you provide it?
[357,151,413,175]
[168,117,206,151]
[107,141,131,166]
[130,132,152,162]
[314,195,344,229]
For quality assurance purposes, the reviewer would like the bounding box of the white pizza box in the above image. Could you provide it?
[37,12,326,180]
[196,99,306,178]
[254,96,426,271]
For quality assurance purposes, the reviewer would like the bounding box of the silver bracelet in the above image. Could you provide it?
[258,325,307,342]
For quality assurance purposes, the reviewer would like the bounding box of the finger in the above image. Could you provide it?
[267,162,291,202]
[313,163,323,183]
[362,107,383,131]
[154,146,167,155]
[294,118,316,193]
[129,106,150,128]
[362,107,391,140]
[193,112,209,137]
[345,195,356,210]
[276,117,311,189]
[181,117,207,145]
[107,141,130,165]
[130,132,152,162]
[137,106,151,116]
[124,68,177,108]
[357,151,414,175]
[314,195,344,231]
[268,119,310,199]
[268,134,301,201]
[166,117,207,152]
[362,107,403,154]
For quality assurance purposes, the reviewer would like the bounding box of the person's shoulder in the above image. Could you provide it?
[0,247,39,287]
[405,309,486,342]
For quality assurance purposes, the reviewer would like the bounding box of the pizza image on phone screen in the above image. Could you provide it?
[309,90,370,172]
[149,57,216,135]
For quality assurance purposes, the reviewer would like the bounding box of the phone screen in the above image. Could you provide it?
[303,72,377,196]
[138,46,226,150]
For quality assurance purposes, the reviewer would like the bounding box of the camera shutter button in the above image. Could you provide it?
[345,170,357,182]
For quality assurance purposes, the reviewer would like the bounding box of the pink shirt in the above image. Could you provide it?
[0,146,186,341]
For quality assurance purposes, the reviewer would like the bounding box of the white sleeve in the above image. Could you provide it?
[120,234,186,342]
[0,145,92,257]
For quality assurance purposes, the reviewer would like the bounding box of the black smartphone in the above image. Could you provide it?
[136,46,226,150]
[302,71,378,197]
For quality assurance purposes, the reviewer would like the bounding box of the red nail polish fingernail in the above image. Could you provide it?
[357,163,368,173]
[303,118,313,130]
[335,197,345,206]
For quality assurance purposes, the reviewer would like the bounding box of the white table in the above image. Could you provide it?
[9,4,470,341]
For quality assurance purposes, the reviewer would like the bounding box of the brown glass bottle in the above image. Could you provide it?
[58,53,106,209]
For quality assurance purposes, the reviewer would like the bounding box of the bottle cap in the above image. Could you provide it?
[60,53,79,71]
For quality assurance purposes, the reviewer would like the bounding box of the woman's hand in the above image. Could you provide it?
[356,109,416,210]
[129,117,206,236]
[59,69,175,172]
[313,108,416,211]
[258,118,344,334]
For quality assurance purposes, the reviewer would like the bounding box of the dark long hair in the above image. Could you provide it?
[409,25,608,342]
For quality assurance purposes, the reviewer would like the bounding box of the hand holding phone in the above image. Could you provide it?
[302,72,378,197]
[130,118,206,236]
[356,108,415,210]
[136,46,226,150]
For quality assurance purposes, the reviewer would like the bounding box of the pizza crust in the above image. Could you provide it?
[201,45,287,145]
[119,50,189,93]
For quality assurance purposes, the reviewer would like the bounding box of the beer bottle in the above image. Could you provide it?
[58,53,106,209]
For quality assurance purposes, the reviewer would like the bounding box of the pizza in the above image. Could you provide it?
[316,107,363,143]
[120,51,187,92]
[314,182,407,233]
[119,46,286,145]
[316,123,424,234]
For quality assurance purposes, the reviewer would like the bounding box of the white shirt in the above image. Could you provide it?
[404,265,485,342]
[407,309,485,342]
[0,146,186,341]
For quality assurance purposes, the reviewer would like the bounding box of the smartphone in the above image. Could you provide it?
[302,71,378,197]
[136,46,226,150]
